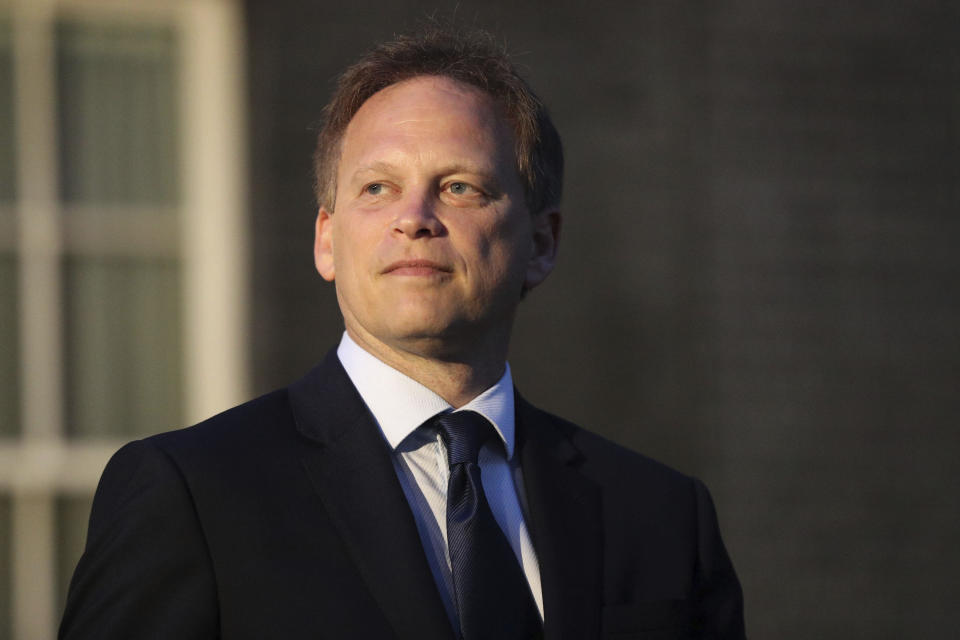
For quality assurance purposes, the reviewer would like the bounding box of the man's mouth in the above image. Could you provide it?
[382,259,453,276]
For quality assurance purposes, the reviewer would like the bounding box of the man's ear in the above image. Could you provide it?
[314,207,335,281]
[524,208,561,291]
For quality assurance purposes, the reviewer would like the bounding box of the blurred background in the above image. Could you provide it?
[0,0,957,637]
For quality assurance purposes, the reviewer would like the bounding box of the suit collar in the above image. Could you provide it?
[288,351,456,640]
[516,394,604,640]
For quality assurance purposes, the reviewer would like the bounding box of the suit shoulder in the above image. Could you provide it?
[522,401,695,491]
[155,387,291,440]
[140,387,296,467]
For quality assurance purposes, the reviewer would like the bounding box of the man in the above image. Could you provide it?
[61,27,745,640]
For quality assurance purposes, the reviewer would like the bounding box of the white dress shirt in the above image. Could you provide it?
[336,332,544,627]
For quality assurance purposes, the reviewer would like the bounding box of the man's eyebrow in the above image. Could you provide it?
[348,161,500,182]
[437,163,498,180]
[348,161,400,182]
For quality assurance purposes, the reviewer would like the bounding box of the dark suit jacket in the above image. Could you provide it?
[60,350,745,639]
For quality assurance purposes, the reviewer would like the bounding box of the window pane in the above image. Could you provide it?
[57,21,178,206]
[64,256,183,437]
[0,256,17,437]
[56,494,93,619]
[0,18,14,204]
[0,495,10,640]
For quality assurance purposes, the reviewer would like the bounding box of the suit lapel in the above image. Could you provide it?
[288,352,455,640]
[516,395,604,640]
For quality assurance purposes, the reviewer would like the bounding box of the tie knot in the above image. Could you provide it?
[435,410,493,466]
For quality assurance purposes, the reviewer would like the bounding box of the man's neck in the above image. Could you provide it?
[344,326,509,408]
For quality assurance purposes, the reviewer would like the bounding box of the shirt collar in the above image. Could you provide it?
[336,332,516,459]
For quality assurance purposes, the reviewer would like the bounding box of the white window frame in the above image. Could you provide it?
[0,1,249,638]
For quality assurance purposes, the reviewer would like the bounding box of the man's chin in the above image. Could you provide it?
[381,320,487,360]
[380,306,465,338]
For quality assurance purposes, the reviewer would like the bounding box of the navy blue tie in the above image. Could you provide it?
[435,411,542,640]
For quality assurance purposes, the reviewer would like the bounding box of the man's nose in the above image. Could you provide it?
[392,192,445,239]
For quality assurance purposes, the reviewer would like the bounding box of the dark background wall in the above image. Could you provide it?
[244,1,959,636]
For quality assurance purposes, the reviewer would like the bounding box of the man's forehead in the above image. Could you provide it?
[346,76,506,133]
[337,76,515,165]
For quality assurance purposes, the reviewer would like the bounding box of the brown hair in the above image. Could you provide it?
[313,25,563,214]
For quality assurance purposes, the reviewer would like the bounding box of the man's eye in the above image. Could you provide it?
[447,182,479,196]
[365,183,384,195]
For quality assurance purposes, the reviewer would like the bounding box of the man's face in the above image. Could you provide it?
[314,76,558,359]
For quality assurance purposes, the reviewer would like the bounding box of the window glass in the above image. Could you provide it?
[0,16,17,202]
[56,494,94,619]
[57,21,178,206]
[0,18,14,204]
[0,496,11,640]
[64,256,182,437]
[0,256,17,437]
[0,18,17,437]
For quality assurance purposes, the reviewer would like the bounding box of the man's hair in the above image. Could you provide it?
[313,25,563,214]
